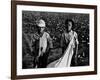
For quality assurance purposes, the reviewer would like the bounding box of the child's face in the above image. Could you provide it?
[40,27,45,33]
[67,21,72,31]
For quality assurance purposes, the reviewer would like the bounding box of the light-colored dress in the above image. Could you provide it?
[47,30,78,68]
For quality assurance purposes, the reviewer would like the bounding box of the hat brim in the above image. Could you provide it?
[38,24,46,28]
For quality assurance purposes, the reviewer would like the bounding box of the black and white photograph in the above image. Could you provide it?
[22,11,89,69]
[11,1,97,79]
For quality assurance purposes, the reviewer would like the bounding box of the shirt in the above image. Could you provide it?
[39,32,53,56]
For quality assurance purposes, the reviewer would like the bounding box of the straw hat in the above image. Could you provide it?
[37,19,46,28]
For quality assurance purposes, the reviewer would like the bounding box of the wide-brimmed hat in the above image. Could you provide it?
[37,19,46,28]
